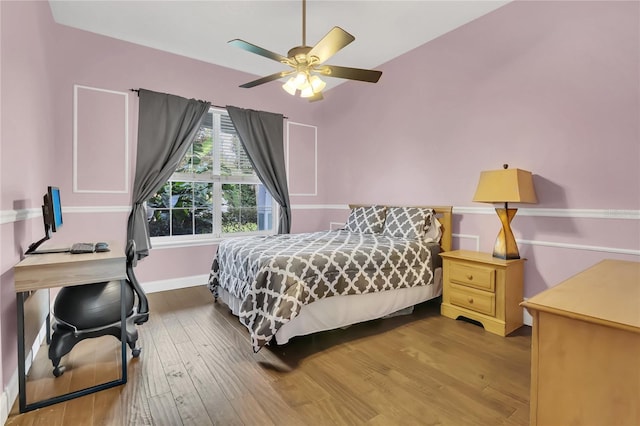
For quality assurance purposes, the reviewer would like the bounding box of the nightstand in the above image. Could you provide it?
[440,250,525,336]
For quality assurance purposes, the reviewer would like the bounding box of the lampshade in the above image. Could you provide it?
[473,165,537,260]
[473,168,537,204]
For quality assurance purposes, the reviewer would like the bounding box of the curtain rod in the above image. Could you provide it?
[129,89,288,119]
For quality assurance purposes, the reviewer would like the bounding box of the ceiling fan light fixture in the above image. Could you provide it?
[299,82,315,98]
[309,75,326,93]
[283,77,298,95]
[293,71,307,87]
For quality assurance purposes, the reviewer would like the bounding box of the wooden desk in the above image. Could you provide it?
[521,260,640,426]
[14,242,127,413]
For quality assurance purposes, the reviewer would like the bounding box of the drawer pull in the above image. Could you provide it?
[468,297,474,304]
[466,274,473,280]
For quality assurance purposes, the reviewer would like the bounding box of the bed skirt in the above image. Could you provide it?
[217,268,442,345]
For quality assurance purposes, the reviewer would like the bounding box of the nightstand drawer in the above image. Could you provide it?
[449,286,496,316]
[449,262,496,292]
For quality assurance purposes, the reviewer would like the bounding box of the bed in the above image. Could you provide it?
[207,205,453,352]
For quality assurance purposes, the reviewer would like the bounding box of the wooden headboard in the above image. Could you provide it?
[348,205,453,252]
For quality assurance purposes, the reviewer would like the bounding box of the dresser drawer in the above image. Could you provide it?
[449,286,496,316]
[449,262,496,292]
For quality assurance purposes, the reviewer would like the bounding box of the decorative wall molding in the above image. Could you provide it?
[73,85,129,194]
[450,233,640,256]
[3,205,638,257]
[0,206,131,225]
[453,206,640,220]
[291,204,348,210]
[4,205,638,223]
[0,208,40,225]
[517,239,640,256]
[63,206,131,214]
[286,121,318,196]
[297,204,640,220]
[452,233,481,251]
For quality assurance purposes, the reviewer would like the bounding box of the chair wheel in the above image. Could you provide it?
[132,348,141,357]
[53,365,66,377]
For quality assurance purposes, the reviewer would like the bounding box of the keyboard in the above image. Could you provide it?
[70,242,95,254]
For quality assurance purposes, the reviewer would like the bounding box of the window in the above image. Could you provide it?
[146,108,275,242]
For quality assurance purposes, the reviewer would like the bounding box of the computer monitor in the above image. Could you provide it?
[46,186,63,232]
[25,186,64,254]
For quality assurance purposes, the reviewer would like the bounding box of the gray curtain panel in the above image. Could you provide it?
[226,106,291,234]
[127,89,210,259]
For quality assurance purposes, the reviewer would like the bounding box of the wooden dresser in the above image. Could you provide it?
[440,250,525,336]
[521,260,640,426]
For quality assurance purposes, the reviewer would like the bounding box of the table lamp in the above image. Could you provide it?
[472,164,537,259]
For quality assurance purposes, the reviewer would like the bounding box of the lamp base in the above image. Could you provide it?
[493,208,520,260]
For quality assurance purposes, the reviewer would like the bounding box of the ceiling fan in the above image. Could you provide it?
[229,0,382,101]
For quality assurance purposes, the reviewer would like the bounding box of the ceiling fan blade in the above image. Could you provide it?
[240,71,291,88]
[320,65,382,83]
[307,27,355,64]
[229,39,289,63]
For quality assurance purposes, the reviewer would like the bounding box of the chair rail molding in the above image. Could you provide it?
[454,206,640,220]
[4,205,639,225]
[517,239,640,256]
[0,206,131,225]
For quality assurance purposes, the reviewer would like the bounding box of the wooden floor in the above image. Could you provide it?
[7,285,532,426]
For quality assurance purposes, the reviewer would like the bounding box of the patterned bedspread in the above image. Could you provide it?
[207,229,440,351]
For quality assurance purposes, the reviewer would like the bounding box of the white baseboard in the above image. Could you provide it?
[141,274,209,294]
[0,369,18,425]
[523,298,533,326]
[1,321,48,424]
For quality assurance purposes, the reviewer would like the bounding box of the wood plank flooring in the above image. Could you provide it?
[7,285,531,425]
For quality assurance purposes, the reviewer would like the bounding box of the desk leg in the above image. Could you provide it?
[17,280,129,413]
[17,292,27,413]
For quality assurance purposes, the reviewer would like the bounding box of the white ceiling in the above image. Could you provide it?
[48,0,510,91]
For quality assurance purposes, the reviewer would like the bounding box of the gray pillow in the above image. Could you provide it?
[383,207,435,240]
[343,206,387,234]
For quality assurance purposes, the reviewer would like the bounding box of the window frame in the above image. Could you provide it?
[149,107,277,248]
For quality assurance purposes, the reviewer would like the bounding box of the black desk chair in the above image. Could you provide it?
[48,240,149,377]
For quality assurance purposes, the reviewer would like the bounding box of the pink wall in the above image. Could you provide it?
[315,0,639,207]
[312,0,639,294]
[0,0,638,402]
[0,0,61,392]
